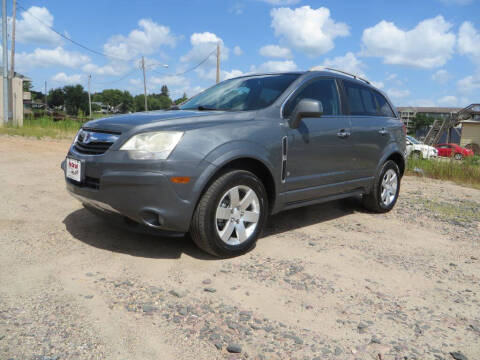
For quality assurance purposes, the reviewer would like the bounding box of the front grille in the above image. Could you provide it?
[74,129,120,155]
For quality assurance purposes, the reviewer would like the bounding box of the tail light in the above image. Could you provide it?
[402,123,407,135]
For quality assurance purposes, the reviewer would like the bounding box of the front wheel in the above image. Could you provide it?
[454,153,463,160]
[190,170,268,257]
[362,160,400,213]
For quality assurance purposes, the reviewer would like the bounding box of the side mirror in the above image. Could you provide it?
[406,140,412,145]
[289,98,323,129]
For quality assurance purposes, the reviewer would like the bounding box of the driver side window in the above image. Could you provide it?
[284,78,340,117]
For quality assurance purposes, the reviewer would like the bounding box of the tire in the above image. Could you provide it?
[190,170,268,257]
[454,153,463,160]
[362,160,401,213]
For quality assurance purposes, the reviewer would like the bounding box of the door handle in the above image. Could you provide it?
[378,128,388,135]
[337,129,350,138]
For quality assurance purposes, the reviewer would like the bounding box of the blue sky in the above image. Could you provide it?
[8,0,480,107]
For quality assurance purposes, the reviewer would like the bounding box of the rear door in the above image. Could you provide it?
[342,80,395,178]
[283,77,355,202]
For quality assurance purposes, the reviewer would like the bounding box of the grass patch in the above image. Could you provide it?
[406,156,480,189]
[0,116,84,139]
[412,198,480,225]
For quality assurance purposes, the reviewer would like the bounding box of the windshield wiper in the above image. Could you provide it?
[197,105,219,111]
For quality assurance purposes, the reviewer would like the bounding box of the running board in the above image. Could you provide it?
[283,189,364,211]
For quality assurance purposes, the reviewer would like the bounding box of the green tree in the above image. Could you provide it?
[23,80,33,92]
[63,85,89,116]
[47,88,65,108]
[413,114,436,132]
[174,92,188,105]
[161,85,169,97]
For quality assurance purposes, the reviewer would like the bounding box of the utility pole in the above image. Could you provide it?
[2,0,9,125]
[8,0,16,124]
[141,56,148,111]
[44,80,47,112]
[216,43,220,84]
[10,0,15,77]
[87,74,92,118]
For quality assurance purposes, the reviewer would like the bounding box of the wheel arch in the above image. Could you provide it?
[195,156,277,215]
[386,151,405,177]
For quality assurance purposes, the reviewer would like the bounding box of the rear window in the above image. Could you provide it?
[373,91,395,117]
[344,81,378,116]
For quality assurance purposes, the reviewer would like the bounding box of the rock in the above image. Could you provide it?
[227,344,242,353]
[202,279,212,285]
[334,347,343,355]
[169,289,185,298]
[142,305,158,313]
[413,167,425,176]
[84,295,94,299]
[357,322,368,334]
[371,336,381,344]
[214,342,222,350]
[450,352,468,360]
[204,287,217,293]
[86,272,94,277]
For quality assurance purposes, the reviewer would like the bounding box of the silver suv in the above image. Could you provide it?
[62,70,406,257]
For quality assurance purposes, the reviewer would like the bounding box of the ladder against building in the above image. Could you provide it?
[423,103,480,146]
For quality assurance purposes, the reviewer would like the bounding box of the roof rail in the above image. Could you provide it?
[314,67,371,85]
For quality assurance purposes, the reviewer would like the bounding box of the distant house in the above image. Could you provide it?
[397,105,480,153]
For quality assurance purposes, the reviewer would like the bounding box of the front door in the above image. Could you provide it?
[283,77,355,203]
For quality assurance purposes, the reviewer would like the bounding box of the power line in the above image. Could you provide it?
[149,48,217,78]
[17,2,128,61]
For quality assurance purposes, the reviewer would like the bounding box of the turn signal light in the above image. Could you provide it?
[170,176,191,184]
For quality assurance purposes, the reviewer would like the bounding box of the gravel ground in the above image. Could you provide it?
[0,135,479,360]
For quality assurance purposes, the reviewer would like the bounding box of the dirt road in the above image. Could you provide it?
[0,135,479,360]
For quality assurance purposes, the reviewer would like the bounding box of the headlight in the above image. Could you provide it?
[120,131,183,160]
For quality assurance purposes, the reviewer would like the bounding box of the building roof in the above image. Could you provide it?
[460,120,480,124]
[397,106,462,114]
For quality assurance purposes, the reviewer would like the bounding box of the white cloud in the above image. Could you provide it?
[312,52,366,77]
[432,69,451,84]
[15,6,62,45]
[82,62,129,76]
[270,6,349,56]
[259,44,293,59]
[458,73,480,94]
[438,95,459,106]
[16,47,90,71]
[233,46,243,55]
[370,81,384,89]
[181,32,228,66]
[361,16,456,69]
[103,19,176,61]
[51,72,83,84]
[387,88,411,100]
[223,69,244,80]
[458,21,480,64]
[251,60,298,73]
[258,0,301,4]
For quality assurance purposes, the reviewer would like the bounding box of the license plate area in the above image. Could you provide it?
[66,157,84,183]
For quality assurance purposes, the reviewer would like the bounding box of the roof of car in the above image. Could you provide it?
[237,70,376,88]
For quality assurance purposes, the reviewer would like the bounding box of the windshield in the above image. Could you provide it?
[180,74,300,111]
[407,135,421,144]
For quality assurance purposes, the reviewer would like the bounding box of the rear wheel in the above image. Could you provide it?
[190,170,268,257]
[454,153,463,160]
[362,160,400,213]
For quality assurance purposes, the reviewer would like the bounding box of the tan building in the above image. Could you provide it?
[0,72,27,126]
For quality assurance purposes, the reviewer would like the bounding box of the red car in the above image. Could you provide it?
[435,143,474,159]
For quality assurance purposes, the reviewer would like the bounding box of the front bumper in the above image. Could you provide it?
[61,155,198,233]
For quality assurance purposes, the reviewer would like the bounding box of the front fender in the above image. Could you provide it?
[190,140,280,208]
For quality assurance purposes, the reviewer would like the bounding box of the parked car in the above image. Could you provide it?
[62,70,406,257]
[435,143,474,160]
[406,135,437,159]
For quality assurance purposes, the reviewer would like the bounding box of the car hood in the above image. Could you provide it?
[83,110,254,133]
